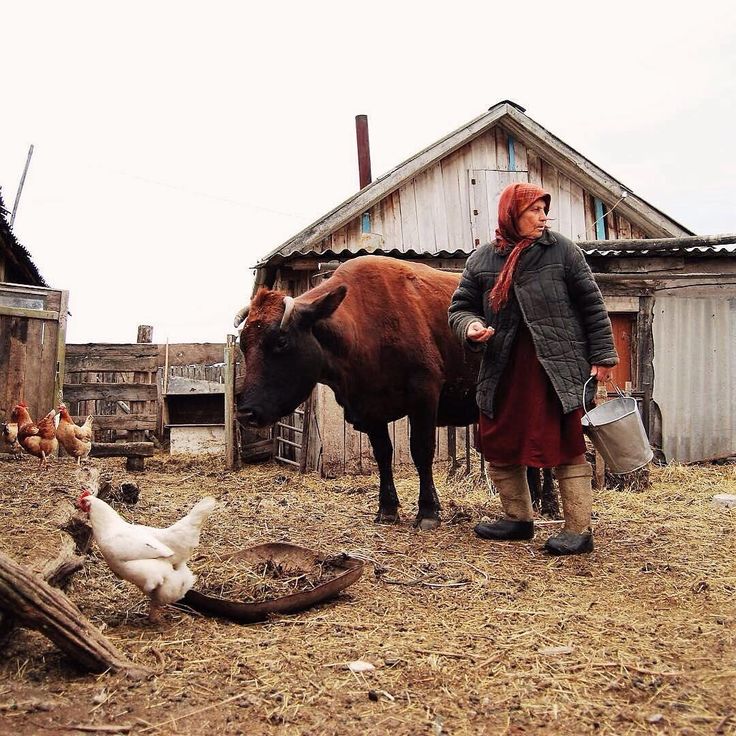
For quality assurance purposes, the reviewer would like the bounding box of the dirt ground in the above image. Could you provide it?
[0,453,734,736]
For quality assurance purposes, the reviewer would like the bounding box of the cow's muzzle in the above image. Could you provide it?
[236,406,271,428]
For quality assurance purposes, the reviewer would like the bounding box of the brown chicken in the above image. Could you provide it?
[10,402,58,468]
[1,421,21,456]
[56,405,93,464]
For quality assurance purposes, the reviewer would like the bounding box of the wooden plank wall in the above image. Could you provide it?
[0,284,67,427]
[319,124,646,255]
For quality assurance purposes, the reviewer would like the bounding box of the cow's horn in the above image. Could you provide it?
[233,303,250,329]
[280,296,295,329]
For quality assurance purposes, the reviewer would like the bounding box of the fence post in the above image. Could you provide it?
[224,334,239,470]
[127,325,153,472]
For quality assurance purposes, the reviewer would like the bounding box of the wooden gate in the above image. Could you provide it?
[0,283,68,426]
[63,342,158,470]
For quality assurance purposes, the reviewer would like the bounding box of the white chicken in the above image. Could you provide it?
[76,489,217,623]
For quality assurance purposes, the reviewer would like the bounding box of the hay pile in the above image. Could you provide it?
[0,453,733,735]
[193,554,343,602]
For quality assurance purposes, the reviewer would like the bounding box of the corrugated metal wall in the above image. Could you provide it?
[652,295,736,462]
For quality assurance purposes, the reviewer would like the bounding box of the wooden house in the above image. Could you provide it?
[246,101,735,471]
[0,190,68,441]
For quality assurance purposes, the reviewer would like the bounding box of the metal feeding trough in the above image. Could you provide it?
[181,543,364,623]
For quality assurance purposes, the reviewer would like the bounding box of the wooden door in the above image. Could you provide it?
[609,313,634,387]
[0,283,68,426]
[469,169,528,247]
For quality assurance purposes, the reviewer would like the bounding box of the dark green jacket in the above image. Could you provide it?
[448,230,618,417]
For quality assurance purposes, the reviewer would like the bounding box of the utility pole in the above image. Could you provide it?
[10,144,34,227]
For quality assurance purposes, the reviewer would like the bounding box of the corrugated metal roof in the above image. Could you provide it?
[267,234,736,265]
[580,234,736,258]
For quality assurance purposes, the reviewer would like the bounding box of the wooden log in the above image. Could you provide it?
[90,442,155,458]
[0,551,149,678]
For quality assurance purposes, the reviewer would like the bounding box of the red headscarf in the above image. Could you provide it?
[489,183,551,311]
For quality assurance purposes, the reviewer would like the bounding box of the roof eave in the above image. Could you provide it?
[501,106,694,238]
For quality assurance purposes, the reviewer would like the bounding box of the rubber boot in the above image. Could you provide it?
[474,464,535,541]
[545,462,594,555]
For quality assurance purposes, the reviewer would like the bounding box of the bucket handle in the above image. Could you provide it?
[582,376,629,425]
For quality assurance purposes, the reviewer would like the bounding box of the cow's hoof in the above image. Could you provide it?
[375,510,400,524]
[414,516,441,531]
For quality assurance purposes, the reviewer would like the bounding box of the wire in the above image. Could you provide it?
[587,193,628,239]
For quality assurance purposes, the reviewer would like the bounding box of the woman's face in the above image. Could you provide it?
[517,198,548,238]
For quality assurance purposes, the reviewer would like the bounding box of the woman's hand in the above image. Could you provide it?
[590,365,613,382]
[467,321,495,343]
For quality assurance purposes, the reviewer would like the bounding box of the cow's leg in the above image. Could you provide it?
[366,422,400,524]
[540,468,561,518]
[527,467,542,511]
[408,407,441,531]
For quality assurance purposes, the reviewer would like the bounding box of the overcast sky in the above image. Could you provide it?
[2,1,734,344]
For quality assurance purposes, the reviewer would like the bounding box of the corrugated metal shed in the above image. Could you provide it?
[653,295,736,462]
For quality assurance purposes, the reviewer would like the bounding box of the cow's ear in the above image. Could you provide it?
[301,284,348,326]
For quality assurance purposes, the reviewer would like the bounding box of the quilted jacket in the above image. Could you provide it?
[448,230,618,417]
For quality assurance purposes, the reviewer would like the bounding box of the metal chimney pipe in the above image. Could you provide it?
[355,115,372,189]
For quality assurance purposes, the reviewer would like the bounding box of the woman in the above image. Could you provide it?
[448,183,617,555]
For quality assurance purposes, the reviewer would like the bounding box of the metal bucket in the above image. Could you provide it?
[581,377,653,475]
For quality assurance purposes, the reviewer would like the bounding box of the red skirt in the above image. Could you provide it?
[478,323,586,468]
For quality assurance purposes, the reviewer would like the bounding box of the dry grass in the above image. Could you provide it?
[0,453,734,735]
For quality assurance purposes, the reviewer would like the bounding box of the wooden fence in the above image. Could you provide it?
[64,340,158,470]
[62,336,230,469]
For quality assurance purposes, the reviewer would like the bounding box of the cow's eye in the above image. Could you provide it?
[274,335,289,352]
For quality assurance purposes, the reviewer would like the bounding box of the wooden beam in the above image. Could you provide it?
[128,327,153,472]
[65,344,159,358]
[593,272,733,284]
[89,442,155,458]
[224,336,238,470]
[74,415,157,431]
[637,296,656,439]
[579,233,736,252]
[159,343,227,366]
[65,355,159,372]
[63,383,158,402]
[54,290,69,408]
[0,306,59,321]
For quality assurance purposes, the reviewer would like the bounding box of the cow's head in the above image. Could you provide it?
[234,284,347,427]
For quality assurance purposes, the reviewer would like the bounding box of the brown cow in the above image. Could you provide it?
[235,255,481,529]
